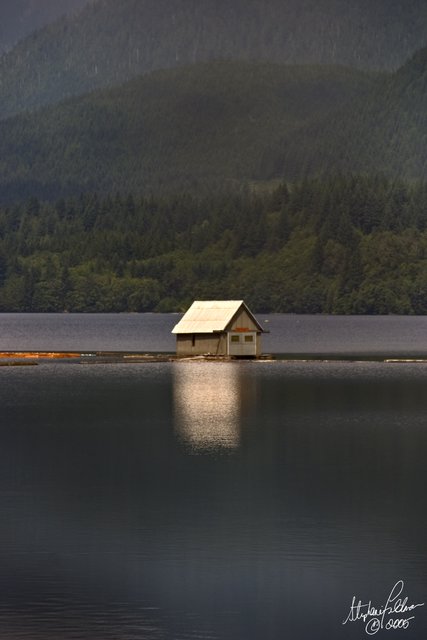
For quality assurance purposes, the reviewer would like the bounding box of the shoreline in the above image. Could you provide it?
[1,351,427,365]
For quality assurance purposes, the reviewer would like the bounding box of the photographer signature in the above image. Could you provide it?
[343,580,424,635]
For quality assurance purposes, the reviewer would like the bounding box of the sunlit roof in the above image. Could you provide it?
[172,300,253,334]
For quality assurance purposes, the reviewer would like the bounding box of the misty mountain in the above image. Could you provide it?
[1,0,427,119]
[0,60,375,202]
[0,0,89,53]
[2,42,427,202]
[271,45,427,181]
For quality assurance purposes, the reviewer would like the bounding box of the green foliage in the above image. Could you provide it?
[0,175,427,314]
[275,47,427,182]
[3,47,427,200]
[0,61,376,201]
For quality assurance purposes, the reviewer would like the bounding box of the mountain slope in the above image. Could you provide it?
[0,0,89,53]
[0,61,375,202]
[3,45,427,202]
[270,45,427,181]
[0,0,427,119]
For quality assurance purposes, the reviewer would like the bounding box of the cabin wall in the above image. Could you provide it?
[176,333,227,356]
[228,307,262,356]
[228,333,262,357]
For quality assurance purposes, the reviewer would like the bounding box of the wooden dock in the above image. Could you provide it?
[0,351,276,365]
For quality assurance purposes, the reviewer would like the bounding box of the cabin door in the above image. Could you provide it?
[228,332,257,357]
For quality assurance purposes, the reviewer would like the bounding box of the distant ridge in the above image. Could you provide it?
[272,44,427,181]
[0,60,375,202]
[1,0,427,119]
[0,0,89,53]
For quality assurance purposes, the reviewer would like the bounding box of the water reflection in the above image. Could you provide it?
[2,361,427,639]
[174,362,240,452]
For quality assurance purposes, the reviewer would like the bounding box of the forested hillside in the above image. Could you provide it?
[1,176,426,314]
[4,44,427,202]
[1,0,427,118]
[0,61,375,202]
[273,45,427,180]
[3,45,427,198]
[0,0,88,53]
[1,1,426,316]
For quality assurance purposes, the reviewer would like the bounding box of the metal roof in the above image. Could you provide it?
[172,300,262,334]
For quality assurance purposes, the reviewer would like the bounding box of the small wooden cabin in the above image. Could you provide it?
[172,300,265,358]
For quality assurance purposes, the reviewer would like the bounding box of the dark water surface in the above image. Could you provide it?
[0,361,427,640]
[0,354,426,639]
[2,313,427,356]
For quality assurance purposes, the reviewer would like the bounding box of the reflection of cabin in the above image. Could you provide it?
[172,300,265,358]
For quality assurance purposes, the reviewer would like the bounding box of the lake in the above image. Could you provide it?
[0,314,426,639]
[1,312,427,357]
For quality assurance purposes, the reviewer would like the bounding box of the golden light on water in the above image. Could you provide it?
[174,362,240,452]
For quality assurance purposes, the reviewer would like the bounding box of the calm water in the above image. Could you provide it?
[1,312,427,356]
[0,316,426,639]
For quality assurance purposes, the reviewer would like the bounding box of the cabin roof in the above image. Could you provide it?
[171,300,264,334]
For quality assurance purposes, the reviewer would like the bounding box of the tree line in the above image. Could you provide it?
[0,174,427,314]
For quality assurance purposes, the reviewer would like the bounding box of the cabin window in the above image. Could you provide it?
[192,334,196,347]
[244,335,254,343]
[231,335,240,343]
